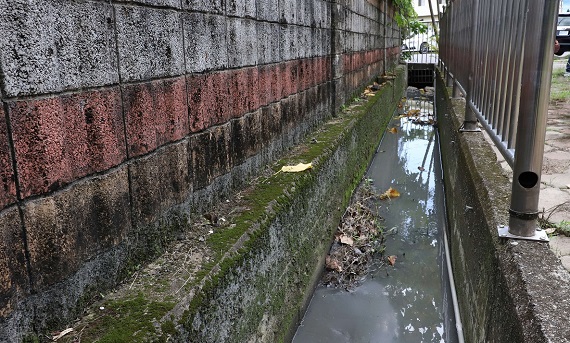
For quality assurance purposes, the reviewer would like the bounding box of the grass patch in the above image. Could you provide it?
[551,60,570,103]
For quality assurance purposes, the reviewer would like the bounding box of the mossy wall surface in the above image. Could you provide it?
[435,69,570,343]
[175,66,406,342]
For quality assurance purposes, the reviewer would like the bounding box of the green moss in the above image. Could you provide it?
[77,293,175,343]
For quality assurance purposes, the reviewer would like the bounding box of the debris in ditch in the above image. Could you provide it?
[388,127,398,134]
[387,255,397,266]
[321,182,386,290]
[379,187,400,200]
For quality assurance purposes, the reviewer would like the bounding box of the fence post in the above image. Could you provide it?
[507,0,559,237]
[460,0,480,131]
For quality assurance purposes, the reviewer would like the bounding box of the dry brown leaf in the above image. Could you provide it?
[418,166,425,171]
[387,255,397,266]
[380,187,400,200]
[326,255,343,272]
[339,234,354,246]
[407,109,421,117]
[388,127,398,134]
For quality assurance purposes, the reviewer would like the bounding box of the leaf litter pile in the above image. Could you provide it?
[322,181,400,290]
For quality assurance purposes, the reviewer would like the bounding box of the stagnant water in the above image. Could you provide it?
[293,91,459,343]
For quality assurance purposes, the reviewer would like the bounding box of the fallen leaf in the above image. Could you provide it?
[407,109,421,117]
[545,227,556,234]
[326,255,343,272]
[281,163,312,173]
[52,328,74,341]
[380,187,400,200]
[387,255,397,266]
[388,127,398,134]
[339,234,354,246]
[418,166,425,171]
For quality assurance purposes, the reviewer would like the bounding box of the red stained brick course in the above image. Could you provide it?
[0,106,16,208]
[228,67,259,119]
[9,88,127,198]
[187,72,231,132]
[123,77,189,157]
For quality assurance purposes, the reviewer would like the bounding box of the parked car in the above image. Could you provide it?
[402,40,430,54]
[556,14,570,55]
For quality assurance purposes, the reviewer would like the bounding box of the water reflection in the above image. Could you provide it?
[293,96,458,343]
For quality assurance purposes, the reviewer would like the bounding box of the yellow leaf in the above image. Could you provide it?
[388,127,398,134]
[380,187,400,200]
[281,163,312,173]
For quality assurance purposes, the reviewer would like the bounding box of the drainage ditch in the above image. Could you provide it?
[292,65,463,343]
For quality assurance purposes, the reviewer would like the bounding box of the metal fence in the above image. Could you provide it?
[439,0,560,239]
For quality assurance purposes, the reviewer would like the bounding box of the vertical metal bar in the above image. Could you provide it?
[499,0,519,144]
[486,0,499,128]
[508,0,559,236]
[507,0,528,150]
[462,0,480,130]
[493,0,509,134]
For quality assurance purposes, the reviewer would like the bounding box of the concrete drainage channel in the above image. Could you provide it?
[293,64,465,343]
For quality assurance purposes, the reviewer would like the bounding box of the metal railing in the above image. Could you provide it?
[402,27,439,64]
[439,0,560,239]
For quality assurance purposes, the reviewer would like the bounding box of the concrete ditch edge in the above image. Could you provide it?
[435,69,570,343]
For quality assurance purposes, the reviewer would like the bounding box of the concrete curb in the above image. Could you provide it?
[436,69,570,343]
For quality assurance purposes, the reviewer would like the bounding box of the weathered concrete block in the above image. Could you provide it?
[129,140,191,229]
[0,106,16,209]
[231,111,262,165]
[8,88,127,198]
[256,22,280,65]
[279,24,298,61]
[123,76,189,157]
[187,71,231,132]
[0,0,118,97]
[0,206,27,319]
[226,17,258,68]
[182,0,224,13]
[257,65,272,107]
[190,124,233,190]
[23,167,131,290]
[226,0,256,18]
[115,5,184,82]
[256,0,279,22]
[260,103,283,151]
[258,64,283,106]
[228,67,260,119]
[114,0,180,8]
[280,0,297,24]
[183,13,228,73]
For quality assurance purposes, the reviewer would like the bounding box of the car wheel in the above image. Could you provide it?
[402,44,408,50]
[419,42,429,54]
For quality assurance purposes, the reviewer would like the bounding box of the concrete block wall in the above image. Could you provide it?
[0,0,401,337]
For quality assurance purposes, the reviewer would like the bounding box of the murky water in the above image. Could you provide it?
[293,94,459,343]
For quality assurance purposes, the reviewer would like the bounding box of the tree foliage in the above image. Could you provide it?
[392,0,428,38]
